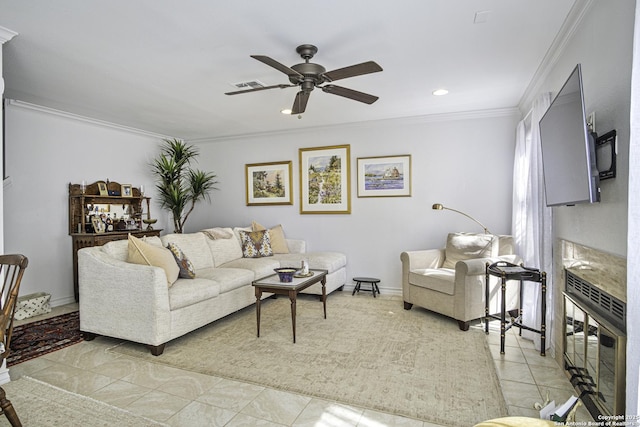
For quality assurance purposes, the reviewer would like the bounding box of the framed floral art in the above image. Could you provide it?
[299,145,351,214]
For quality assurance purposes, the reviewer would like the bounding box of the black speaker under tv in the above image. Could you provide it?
[539,64,600,207]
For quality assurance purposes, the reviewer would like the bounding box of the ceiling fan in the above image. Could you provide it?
[225,44,383,114]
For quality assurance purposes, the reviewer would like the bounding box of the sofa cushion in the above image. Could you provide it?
[161,233,214,270]
[442,233,498,269]
[196,267,254,293]
[409,268,456,295]
[166,242,196,279]
[252,222,289,254]
[127,234,180,286]
[201,227,234,240]
[233,226,252,242]
[239,230,273,258]
[168,277,221,310]
[102,239,129,261]
[204,228,243,267]
[273,252,346,273]
[498,235,514,256]
[221,257,281,280]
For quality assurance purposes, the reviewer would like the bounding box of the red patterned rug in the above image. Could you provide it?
[7,311,84,366]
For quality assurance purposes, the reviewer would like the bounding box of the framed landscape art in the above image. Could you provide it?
[245,161,293,206]
[357,154,411,197]
[299,145,351,214]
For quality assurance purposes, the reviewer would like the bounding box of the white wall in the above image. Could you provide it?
[3,101,519,305]
[188,111,520,292]
[3,102,170,305]
[526,1,634,257]
[1,27,18,254]
[520,0,636,414]
[627,1,640,417]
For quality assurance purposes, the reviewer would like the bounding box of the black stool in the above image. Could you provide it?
[352,277,381,297]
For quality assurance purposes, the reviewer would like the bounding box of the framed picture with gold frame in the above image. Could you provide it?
[121,184,133,197]
[97,181,108,196]
[357,154,412,197]
[245,161,293,206]
[299,144,351,214]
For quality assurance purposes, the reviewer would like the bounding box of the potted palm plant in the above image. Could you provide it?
[151,138,218,233]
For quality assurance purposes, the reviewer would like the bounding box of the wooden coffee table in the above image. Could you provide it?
[252,269,328,343]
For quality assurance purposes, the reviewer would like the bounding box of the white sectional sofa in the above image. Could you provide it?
[78,226,347,355]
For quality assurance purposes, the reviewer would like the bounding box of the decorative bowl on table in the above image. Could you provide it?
[142,218,157,230]
[274,267,297,283]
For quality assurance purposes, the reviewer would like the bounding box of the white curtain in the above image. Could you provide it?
[512,93,554,351]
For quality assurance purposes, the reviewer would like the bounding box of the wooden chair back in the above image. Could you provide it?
[0,255,29,361]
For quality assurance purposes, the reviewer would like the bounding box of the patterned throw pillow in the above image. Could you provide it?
[239,230,273,258]
[166,242,196,279]
[251,221,289,254]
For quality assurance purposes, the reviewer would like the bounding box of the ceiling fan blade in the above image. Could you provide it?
[250,55,304,79]
[291,91,310,114]
[225,84,294,95]
[322,61,383,82]
[321,85,379,104]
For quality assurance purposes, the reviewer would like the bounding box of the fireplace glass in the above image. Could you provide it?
[563,292,626,417]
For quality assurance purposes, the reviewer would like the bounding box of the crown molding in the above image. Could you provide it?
[0,26,18,44]
[518,0,595,112]
[6,99,172,140]
[190,107,521,144]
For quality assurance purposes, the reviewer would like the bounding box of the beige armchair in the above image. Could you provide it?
[401,233,521,331]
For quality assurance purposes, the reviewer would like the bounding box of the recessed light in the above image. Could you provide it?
[281,109,292,115]
[432,89,449,96]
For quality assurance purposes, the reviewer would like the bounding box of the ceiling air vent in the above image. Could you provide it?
[231,80,265,90]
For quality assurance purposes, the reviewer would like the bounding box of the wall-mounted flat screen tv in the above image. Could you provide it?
[539,64,600,207]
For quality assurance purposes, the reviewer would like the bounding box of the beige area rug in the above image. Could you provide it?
[0,376,166,426]
[110,293,507,426]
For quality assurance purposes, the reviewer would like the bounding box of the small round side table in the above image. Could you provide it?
[352,277,381,298]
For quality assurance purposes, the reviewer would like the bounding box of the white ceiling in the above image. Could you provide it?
[0,0,577,141]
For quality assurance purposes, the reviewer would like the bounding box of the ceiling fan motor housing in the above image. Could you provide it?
[289,62,327,91]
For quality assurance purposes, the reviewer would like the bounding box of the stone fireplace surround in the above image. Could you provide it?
[554,239,627,416]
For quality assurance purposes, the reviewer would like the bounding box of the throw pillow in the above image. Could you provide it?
[239,229,273,258]
[442,232,498,269]
[127,234,180,286]
[252,221,289,254]
[166,242,196,279]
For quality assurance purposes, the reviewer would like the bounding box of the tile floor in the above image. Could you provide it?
[8,302,594,426]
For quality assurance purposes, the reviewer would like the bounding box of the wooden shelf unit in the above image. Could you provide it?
[68,181,162,301]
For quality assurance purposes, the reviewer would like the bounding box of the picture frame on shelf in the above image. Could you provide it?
[299,144,351,214]
[91,216,105,234]
[121,184,133,197]
[357,154,412,197]
[245,161,293,206]
[97,181,108,196]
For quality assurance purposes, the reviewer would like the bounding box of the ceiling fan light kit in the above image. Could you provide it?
[225,44,383,115]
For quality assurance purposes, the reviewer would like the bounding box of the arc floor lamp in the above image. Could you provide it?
[432,203,492,234]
